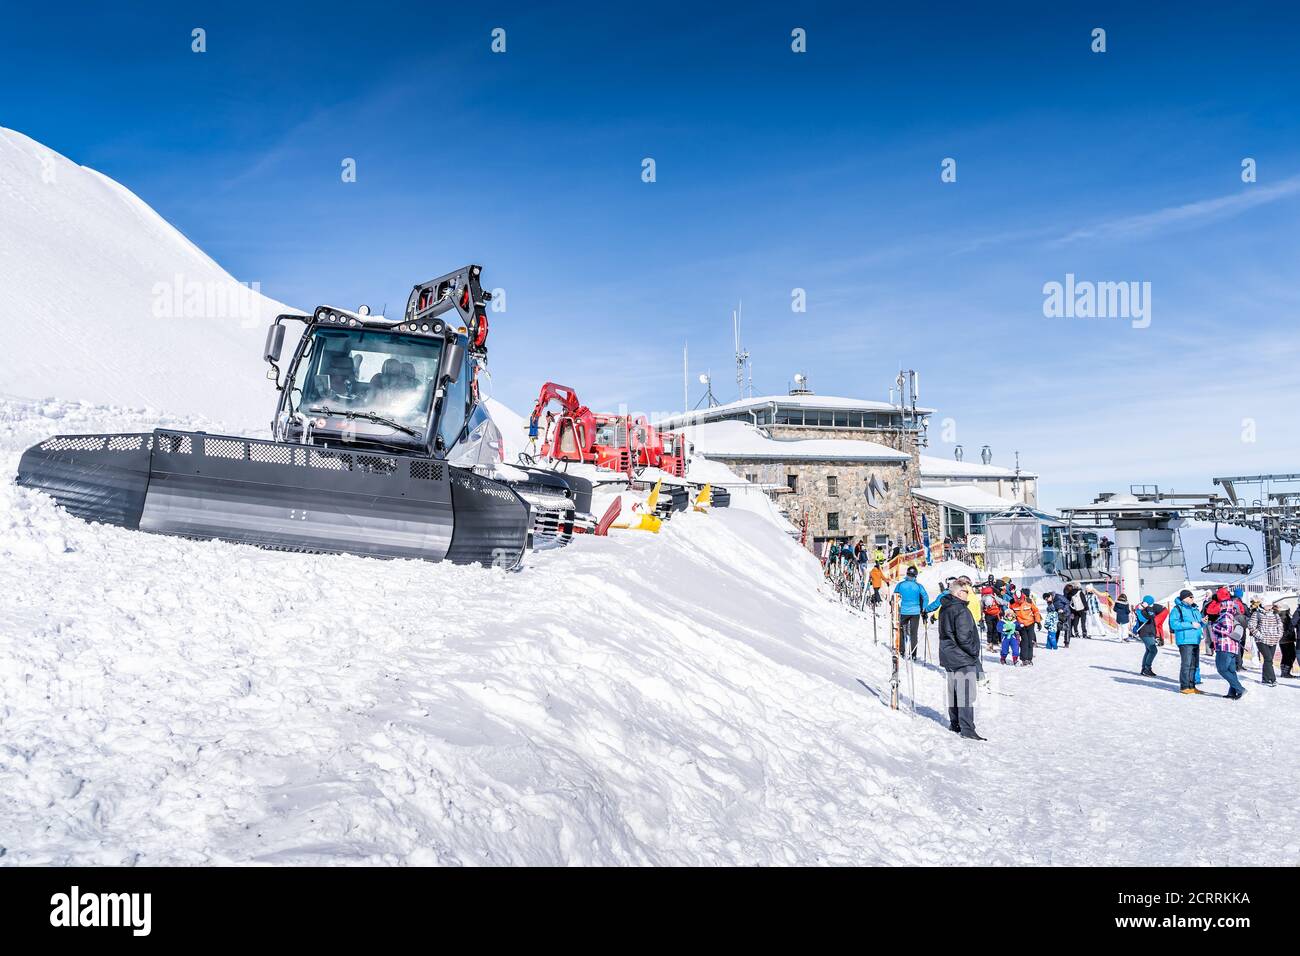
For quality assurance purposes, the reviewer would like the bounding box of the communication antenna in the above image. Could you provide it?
[694,371,718,409]
[682,342,689,414]
[733,301,752,400]
[895,368,928,447]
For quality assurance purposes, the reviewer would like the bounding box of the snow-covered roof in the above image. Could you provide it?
[658,393,935,429]
[680,420,909,463]
[911,484,1026,513]
[918,454,1037,480]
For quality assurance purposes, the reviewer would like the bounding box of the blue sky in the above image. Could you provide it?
[3,1,1299,511]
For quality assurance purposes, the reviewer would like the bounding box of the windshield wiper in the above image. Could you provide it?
[307,406,422,439]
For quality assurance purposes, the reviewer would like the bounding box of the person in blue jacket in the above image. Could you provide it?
[893,566,929,661]
[1168,589,1205,694]
[1130,595,1163,677]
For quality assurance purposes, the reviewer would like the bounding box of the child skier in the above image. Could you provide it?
[1043,594,1060,650]
[999,614,1020,665]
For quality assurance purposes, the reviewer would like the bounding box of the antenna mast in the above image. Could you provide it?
[733,301,751,401]
[683,342,689,414]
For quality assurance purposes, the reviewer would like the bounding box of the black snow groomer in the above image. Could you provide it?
[16,266,551,568]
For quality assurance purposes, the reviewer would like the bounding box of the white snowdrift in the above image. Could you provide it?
[5,397,1300,866]
[0,127,298,432]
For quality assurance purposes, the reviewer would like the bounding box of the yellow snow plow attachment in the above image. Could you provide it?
[611,479,664,533]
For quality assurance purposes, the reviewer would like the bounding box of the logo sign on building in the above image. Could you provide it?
[968,533,986,554]
[865,473,885,510]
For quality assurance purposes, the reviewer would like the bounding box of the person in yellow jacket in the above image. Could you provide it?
[868,562,885,605]
[965,584,983,626]
[1010,589,1043,666]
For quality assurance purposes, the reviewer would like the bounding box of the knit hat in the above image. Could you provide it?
[1216,587,1231,601]
[1176,590,1192,601]
[906,566,918,577]
[1146,594,1158,604]
[1233,587,1245,598]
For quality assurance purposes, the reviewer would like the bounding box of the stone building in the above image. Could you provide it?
[658,393,937,552]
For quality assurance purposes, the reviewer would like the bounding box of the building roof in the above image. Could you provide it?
[680,420,910,463]
[911,483,1028,513]
[918,454,1038,480]
[658,392,936,429]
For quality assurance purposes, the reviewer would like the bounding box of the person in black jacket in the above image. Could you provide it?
[939,577,985,741]
[1283,606,1299,678]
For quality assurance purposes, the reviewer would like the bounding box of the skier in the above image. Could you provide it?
[1043,594,1060,650]
[1114,593,1131,633]
[1069,585,1089,640]
[1281,605,1298,678]
[979,585,1001,649]
[999,613,1020,665]
[1169,589,1205,694]
[1131,595,1164,677]
[1053,589,1073,648]
[1011,588,1041,666]
[1211,592,1248,700]
[868,561,885,605]
[892,566,929,661]
[1248,602,1283,687]
[938,577,985,740]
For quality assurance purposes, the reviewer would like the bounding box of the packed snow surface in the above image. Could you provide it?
[4,397,1300,866]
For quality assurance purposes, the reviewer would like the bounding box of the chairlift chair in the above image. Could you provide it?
[1201,521,1254,577]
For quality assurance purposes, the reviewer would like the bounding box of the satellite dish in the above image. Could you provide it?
[357,304,371,316]
[794,373,804,384]
[698,373,709,384]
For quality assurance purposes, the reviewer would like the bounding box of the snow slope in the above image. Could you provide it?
[0,128,298,432]
[5,399,1300,865]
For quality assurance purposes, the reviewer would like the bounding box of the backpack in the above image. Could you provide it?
[1070,592,1085,612]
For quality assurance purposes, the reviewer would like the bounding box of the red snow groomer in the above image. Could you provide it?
[630,416,689,478]
[528,382,638,476]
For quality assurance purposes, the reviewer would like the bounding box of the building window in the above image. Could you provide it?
[827,475,838,496]
[943,507,967,539]
[834,412,849,427]
[827,512,840,532]
[745,473,758,484]
[786,474,798,493]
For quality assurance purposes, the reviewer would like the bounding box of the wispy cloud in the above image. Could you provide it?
[1052,175,1300,245]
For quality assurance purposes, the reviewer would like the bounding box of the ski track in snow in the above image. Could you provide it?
[2,398,1299,866]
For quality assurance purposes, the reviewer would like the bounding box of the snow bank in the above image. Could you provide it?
[0,128,298,432]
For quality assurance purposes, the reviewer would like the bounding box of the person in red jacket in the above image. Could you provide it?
[1011,589,1043,666]
[980,586,1001,650]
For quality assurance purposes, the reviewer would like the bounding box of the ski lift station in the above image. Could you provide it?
[658,372,1299,602]
[657,375,1039,554]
